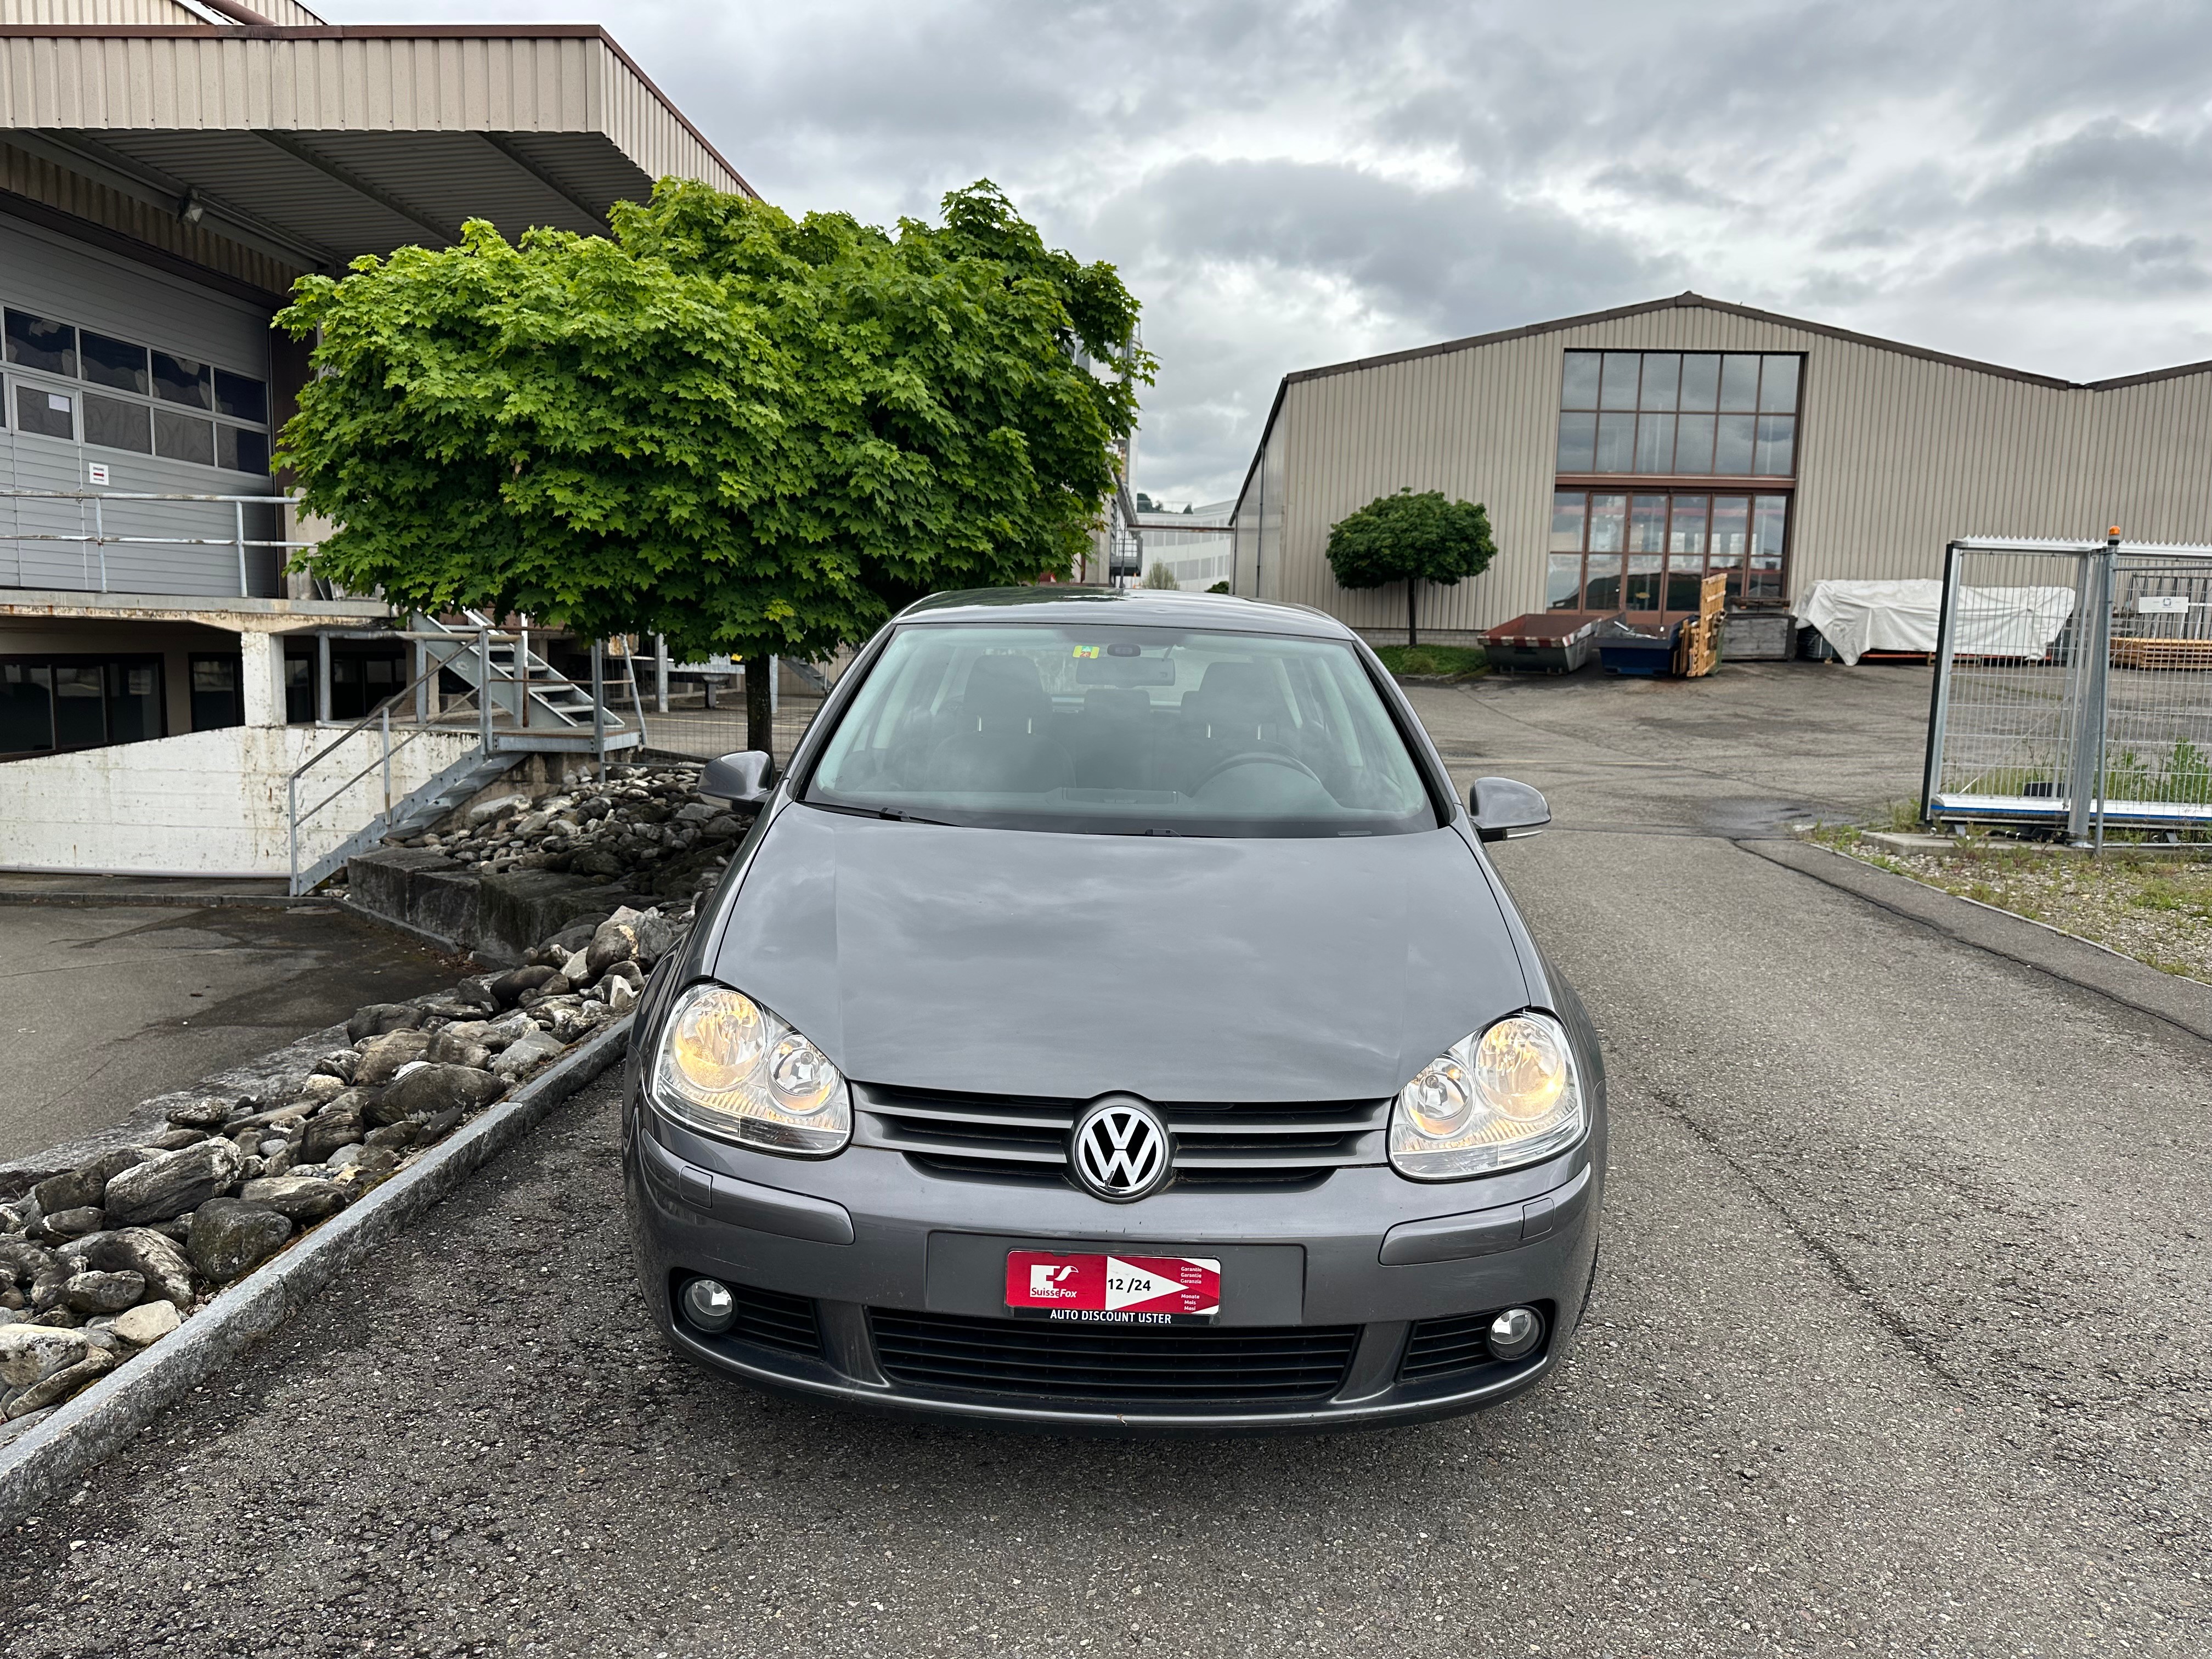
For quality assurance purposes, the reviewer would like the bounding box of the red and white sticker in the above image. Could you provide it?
[1003,1251,1221,1324]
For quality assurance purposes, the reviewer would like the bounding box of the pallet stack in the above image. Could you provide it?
[1672,574,1729,678]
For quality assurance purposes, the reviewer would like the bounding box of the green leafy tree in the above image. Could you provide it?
[275,178,1153,752]
[1141,560,1181,589]
[1324,488,1497,646]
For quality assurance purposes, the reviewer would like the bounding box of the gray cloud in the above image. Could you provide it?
[334,0,2212,504]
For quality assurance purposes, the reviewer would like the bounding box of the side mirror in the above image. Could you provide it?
[700,749,774,808]
[1470,776,1549,843]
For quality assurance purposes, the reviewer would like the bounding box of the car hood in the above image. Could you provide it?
[708,806,1530,1104]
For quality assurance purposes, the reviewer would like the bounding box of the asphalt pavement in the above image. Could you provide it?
[3,659,2205,1657]
[0,899,462,1161]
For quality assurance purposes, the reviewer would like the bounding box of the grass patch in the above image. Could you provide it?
[1377,644,1488,679]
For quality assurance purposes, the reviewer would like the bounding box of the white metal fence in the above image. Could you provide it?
[1923,534,2212,842]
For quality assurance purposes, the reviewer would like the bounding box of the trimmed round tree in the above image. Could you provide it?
[1324,488,1498,646]
[275,178,1152,754]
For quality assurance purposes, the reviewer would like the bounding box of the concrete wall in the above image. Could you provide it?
[0,721,479,876]
[1235,298,2212,637]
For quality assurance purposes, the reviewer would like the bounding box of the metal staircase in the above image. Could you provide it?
[289,744,522,896]
[412,612,646,749]
[286,619,646,895]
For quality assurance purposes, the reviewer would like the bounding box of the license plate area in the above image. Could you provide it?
[1004,1250,1221,1325]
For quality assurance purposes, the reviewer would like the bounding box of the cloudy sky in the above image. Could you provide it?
[335,0,2212,507]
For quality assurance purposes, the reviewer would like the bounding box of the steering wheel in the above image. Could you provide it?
[1194,749,1322,793]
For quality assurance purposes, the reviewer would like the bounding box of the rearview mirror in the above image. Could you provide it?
[700,749,774,808]
[1469,776,1549,843]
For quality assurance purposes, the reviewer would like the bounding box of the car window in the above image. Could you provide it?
[804,622,1436,837]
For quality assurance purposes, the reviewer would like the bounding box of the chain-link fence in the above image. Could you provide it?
[1923,535,2212,842]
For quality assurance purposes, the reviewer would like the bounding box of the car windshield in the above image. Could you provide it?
[804,621,1436,837]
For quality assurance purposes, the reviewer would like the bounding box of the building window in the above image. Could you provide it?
[0,655,165,754]
[1548,489,1788,614]
[190,654,244,730]
[1557,351,1799,477]
[1,298,270,476]
[4,308,75,376]
[13,382,74,439]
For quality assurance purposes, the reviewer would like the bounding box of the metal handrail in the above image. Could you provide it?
[285,623,643,890]
[1,486,309,596]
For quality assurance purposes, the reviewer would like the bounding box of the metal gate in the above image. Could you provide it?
[1922,534,2212,843]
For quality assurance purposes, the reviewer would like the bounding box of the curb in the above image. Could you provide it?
[0,1015,633,1530]
[1742,837,2212,1047]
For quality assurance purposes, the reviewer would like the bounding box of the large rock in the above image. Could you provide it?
[61,1229,194,1308]
[187,1199,294,1285]
[238,1175,352,1224]
[300,1094,372,1165]
[487,964,558,1007]
[491,1030,566,1081]
[165,1097,233,1131]
[585,907,675,978]
[368,1064,505,1126]
[294,1073,349,1110]
[345,1002,424,1043]
[0,1242,67,1314]
[102,1139,244,1227]
[0,1323,93,1387]
[427,1029,492,1070]
[35,1206,104,1244]
[353,1029,433,1087]
[31,1149,148,1217]
[62,1270,144,1315]
[111,1299,181,1347]
[5,1346,115,1420]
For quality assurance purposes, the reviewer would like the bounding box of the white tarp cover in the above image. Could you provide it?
[1797,579,2075,665]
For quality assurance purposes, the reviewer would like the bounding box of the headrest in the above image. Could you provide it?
[1190,660,1289,730]
[961,654,1049,731]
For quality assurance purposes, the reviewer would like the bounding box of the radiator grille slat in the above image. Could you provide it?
[855,1083,1390,1190]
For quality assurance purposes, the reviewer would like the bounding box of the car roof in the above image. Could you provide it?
[896,586,1355,639]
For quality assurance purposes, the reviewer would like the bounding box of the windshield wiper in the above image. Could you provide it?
[805,800,959,827]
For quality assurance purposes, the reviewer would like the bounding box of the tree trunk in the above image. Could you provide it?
[746,656,774,758]
[1408,579,1419,648]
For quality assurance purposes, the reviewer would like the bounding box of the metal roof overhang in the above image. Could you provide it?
[0,24,754,275]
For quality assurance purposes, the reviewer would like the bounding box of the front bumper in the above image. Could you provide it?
[622,1097,1602,1434]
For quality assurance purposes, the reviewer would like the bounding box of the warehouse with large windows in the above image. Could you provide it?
[1228,291,2212,642]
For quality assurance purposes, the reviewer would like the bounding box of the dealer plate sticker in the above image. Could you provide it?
[1004,1251,1221,1324]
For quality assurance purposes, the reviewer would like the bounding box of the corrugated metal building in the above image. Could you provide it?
[1228,292,2212,642]
[0,0,747,757]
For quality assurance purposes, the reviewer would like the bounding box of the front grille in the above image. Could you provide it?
[1399,1310,1534,1385]
[868,1308,1359,1404]
[854,1082,1387,1190]
[679,1278,822,1358]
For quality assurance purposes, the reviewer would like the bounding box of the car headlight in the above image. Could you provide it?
[1388,1011,1584,1180]
[651,983,850,1156]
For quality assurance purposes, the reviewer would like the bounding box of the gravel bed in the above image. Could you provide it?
[1826,836,2212,982]
[392,760,748,900]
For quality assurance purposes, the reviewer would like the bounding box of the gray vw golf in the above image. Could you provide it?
[622,588,1603,1431]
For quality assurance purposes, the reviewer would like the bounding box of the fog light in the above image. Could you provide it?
[682,1277,736,1334]
[1487,1306,1544,1362]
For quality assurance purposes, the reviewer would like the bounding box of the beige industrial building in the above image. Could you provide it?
[1227,291,2212,642]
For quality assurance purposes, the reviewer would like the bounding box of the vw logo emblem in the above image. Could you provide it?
[1069,1097,1172,1203]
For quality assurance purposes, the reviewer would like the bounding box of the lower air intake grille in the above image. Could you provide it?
[868,1309,1358,1404]
[682,1279,822,1358]
[1400,1310,1517,1384]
